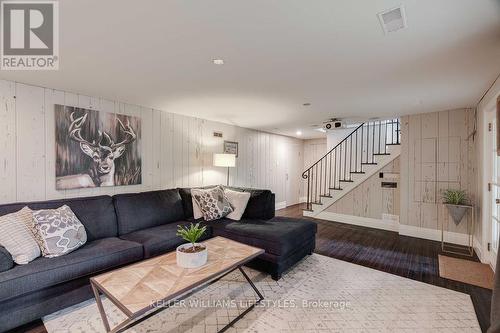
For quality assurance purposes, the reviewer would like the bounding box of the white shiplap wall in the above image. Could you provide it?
[0,80,304,206]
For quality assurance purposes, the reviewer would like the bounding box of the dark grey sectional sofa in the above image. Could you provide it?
[0,187,317,332]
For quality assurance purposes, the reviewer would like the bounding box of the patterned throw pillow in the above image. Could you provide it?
[31,205,87,258]
[0,207,41,264]
[191,186,233,221]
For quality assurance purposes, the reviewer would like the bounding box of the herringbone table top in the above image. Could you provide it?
[91,236,264,316]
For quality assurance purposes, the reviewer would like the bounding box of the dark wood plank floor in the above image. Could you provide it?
[11,204,493,333]
[276,204,493,332]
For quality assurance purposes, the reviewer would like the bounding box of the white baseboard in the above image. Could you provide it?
[314,212,477,248]
[398,224,470,246]
[299,196,307,204]
[316,212,399,232]
[473,237,483,262]
[275,201,287,210]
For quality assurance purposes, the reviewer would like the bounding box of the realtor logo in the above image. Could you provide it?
[1,1,59,70]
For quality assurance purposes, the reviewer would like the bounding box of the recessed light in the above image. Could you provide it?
[213,59,224,65]
[303,103,311,106]
[296,130,302,136]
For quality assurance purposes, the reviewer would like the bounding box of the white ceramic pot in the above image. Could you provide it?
[176,243,208,268]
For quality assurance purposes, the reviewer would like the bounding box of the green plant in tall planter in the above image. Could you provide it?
[442,189,469,226]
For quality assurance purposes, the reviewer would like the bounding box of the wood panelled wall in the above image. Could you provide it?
[0,80,304,206]
[400,109,477,235]
[325,157,400,219]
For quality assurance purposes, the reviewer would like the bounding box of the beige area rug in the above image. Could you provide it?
[43,254,480,332]
[439,255,494,290]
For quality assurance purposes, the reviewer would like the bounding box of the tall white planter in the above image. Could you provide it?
[176,243,207,268]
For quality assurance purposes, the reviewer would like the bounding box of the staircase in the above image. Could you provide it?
[302,119,401,217]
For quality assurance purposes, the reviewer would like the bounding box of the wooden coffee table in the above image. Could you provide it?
[90,236,265,333]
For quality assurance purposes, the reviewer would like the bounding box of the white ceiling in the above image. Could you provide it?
[1,0,500,139]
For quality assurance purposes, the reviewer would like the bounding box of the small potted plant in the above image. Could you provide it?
[442,189,470,226]
[176,223,208,268]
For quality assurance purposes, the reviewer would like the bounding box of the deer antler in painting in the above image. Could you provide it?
[68,111,102,147]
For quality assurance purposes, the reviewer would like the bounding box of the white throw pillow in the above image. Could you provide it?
[31,205,87,258]
[0,207,41,264]
[224,189,251,221]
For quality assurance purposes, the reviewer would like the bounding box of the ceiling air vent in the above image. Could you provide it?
[378,6,407,34]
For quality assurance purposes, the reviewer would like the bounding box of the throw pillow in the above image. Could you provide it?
[191,186,218,219]
[0,246,13,272]
[31,205,87,258]
[224,189,251,221]
[0,206,41,264]
[191,186,233,221]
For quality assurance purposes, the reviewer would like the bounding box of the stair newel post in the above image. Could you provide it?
[360,125,364,165]
[355,130,358,172]
[372,121,375,163]
[306,170,312,209]
[377,120,381,154]
[344,140,347,181]
[396,119,400,144]
[334,149,337,189]
[320,159,323,198]
[384,120,388,153]
[366,123,369,164]
[324,156,328,196]
[349,136,352,180]
[315,164,318,204]
[329,151,332,190]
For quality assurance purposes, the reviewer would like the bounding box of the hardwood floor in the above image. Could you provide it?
[276,203,493,333]
[11,204,493,333]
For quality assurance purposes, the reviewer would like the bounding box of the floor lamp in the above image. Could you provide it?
[213,153,236,186]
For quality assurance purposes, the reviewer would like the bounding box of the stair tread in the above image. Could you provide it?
[329,187,343,190]
[350,171,365,174]
[373,153,391,155]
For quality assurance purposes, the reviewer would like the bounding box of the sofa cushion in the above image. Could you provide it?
[0,237,143,302]
[114,189,185,235]
[0,196,117,242]
[120,221,212,258]
[0,246,13,272]
[211,216,317,256]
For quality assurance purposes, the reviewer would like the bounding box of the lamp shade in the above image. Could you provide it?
[213,153,236,167]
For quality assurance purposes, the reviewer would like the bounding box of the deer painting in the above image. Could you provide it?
[55,105,141,190]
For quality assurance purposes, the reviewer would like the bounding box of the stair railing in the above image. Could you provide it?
[302,118,400,211]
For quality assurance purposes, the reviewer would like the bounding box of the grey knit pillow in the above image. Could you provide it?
[191,186,233,221]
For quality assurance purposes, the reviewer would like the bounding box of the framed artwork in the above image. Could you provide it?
[55,104,142,190]
[224,141,238,157]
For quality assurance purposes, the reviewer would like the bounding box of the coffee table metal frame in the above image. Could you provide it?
[90,250,264,333]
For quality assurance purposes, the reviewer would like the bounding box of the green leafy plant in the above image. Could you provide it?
[442,189,468,205]
[176,223,207,251]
